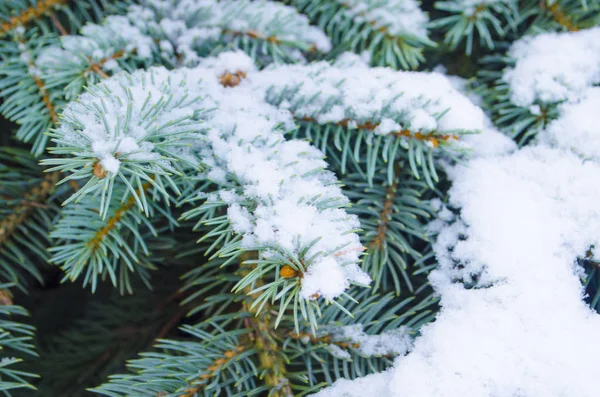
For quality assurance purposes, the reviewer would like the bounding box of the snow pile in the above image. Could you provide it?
[336,0,429,40]
[313,31,600,396]
[538,87,600,161]
[253,60,486,136]
[503,27,600,107]
[381,144,600,396]
[53,51,369,301]
[313,371,393,397]
[130,0,331,65]
[320,324,413,359]
[315,145,600,397]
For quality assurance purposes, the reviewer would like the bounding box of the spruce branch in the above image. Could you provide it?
[525,0,600,32]
[478,25,599,144]
[342,163,436,294]
[289,0,433,69]
[0,0,69,36]
[430,0,519,54]
[0,285,38,395]
[0,32,62,155]
[24,273,192,397]
[0,3,135,155]
[240,259,293,397]
[48,183,177,292]
[92,322,260,396]
[256,59,481,185]
[0,148,64,290]
[0,1,132,39]
[44,55,370,312]
[124,0,331,66]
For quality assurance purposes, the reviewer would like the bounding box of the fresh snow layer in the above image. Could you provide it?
[313,38,600,396]
[336,0,429,40]
[393,144,600,397]
[253,58,487,135]
[313,371,393,397]
[503,27,600,107]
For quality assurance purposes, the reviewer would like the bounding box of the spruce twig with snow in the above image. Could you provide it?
[0,1,599,396]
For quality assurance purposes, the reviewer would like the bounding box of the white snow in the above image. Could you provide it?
[538,87,600,161]
[312,371,393,397]
[503,27,600,107]
[387,143,600,397]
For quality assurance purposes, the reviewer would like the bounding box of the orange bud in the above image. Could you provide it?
[427,137,439,148]
[280,265,298,279]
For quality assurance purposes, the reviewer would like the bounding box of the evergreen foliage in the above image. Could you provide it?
[0,1,598,396]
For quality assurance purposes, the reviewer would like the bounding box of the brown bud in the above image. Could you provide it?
[93,161,107,178]
[0,290,13,306]
[219,70,247,87]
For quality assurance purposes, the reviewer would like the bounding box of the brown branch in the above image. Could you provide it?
[287,330,394,359]
[16,38,59,124]
[298,116,459,147]
[33,75,58,123]
[48,11,68,35]
[154,308,187,340]
[0,0,69,36]
[371,177,399,250]
[87,182,152,250]
[239,256,293,397]
[545,1,579,31]
[287,331,360,350]
[86,49,125,79]
[0,171,59,247]
[221,28,320,52]
[179,346,246,397]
